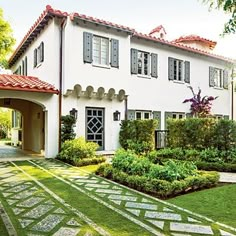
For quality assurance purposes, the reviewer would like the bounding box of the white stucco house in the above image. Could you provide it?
[0,5,235,158]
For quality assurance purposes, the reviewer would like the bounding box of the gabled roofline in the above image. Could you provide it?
[8,5,68,67]
[9,5,235,67]
[70,12,134,34]
[132,32,235,64]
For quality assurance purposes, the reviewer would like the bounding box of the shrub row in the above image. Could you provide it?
[96,164,219,198]
[119,119,157,153]
[167,118,236,150]
[148,147,236,164]
[57,137,106,166]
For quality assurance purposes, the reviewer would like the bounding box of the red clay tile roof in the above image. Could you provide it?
[70,12,134,33]
[0,74,59,94]
[172,35,217,49]
[9,5,235,67]
[8,5,68,67]
[133,32,234,63]
[149,25,167,35]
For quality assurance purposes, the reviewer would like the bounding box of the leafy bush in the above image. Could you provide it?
[73,157,106,167]
[119,119,157,153]
[96,164,219,198]
[57,137,104,166]
[112,149,196,181]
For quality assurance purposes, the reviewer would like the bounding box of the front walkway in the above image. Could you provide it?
[0,159,235,235]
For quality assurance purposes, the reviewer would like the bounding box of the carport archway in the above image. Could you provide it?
[0,98,45,155]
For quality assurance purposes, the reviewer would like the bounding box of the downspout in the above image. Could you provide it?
[232,68,235,120]
[58,17,67,152]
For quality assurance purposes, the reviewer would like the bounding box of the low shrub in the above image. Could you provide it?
[195,161,236,172]
[57,137,105,166]
[96,164,219,198]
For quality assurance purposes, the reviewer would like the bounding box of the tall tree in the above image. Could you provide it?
[0,108,11,135]
[0,8,15,68]
[202,0,236,34]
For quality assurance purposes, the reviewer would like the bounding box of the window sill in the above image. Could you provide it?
[137,74,151,79]
[34,63,42,69]
[92,63,110,69]
[173,80,185,84]
[213,87,224,90]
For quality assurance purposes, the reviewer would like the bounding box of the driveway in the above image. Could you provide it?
[0,159,235,235]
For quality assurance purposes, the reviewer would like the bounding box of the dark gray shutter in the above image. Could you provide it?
[110,39,119,68]
[168,57,174,80]
[131,48,138,74]
[83,32,93,63]
[127,110,135,120]
[184,61,190,83]
[40,42,44,62]
[165,112,173,129]
[22,61,24,75]
[223,69,229,89]
[186,113,192,118]
[153,111,161,129]
[25,56,27,76]
[19,66,21,75]
[34,49,37,67]
[151,53,158,78]
[209,66,215,87]
[224,115,230,120]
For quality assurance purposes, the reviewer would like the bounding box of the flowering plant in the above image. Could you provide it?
[183,86,217,117]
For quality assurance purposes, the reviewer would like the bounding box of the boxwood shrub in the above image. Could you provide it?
[57,137,106,166]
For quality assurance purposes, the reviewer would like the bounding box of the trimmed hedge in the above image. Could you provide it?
[96,164,219,198]
[119,119,157,153]
[167,118,236,150]
[57,137,106,166]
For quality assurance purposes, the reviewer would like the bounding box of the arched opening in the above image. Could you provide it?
[0,98,45,156]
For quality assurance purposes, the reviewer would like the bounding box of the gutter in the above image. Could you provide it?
[58,17,67,152]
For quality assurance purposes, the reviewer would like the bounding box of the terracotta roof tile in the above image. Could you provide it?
[0,74,59,94]
[172,35,217,49]
[149,25,167,35]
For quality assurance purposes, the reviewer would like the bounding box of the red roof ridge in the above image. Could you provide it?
[133,32,234,63]
[172,34,217,47]
[70,12,135,33]
[9,5,68,67]
[149,25,166,35]
[0,74,58,94]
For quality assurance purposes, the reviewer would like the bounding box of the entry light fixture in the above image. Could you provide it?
[69,108,78,120]
[113,110,121,121]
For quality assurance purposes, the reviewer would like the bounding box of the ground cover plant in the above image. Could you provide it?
[57,137,106,166]
[96,149,219,198]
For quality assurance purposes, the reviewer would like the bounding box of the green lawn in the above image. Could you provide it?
[167,184,236,228]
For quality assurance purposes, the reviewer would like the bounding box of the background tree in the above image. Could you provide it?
[0,8,15,68]
[183,86,218,117]
[202,0,236,34]
[0,108,11,139]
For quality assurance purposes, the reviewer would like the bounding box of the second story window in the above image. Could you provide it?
[93,36,109,66]
[131,48,158,78]
[168,57,190,83]
[34,42,44,68]
[209,67,228,89]
[83,32,119,68]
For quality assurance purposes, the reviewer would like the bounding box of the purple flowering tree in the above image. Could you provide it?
[183,86,218,118]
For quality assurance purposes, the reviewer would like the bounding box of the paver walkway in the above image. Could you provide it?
[0,159,235,236]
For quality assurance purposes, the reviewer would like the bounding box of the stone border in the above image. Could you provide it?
[0,201,17,236]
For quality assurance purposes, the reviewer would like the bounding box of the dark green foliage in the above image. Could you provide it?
[119,119,157,153]
[195,161,236,172]
[111,149,197,181]
[167,118,236,150]
[0,129,6,139]
[57,137,105,166]
[61,115,76,143]
[96,164,219,198]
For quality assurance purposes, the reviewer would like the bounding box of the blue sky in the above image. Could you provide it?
[0,0,235,58]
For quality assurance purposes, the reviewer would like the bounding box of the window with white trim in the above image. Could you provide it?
[34,41,44,68]
[172,113,185,119]
[214,68,223,88]
[138,51,149,76]
[209,67,228,89]
[173,59,183,81]
[93,36,109,66]
[135,111,151,120]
